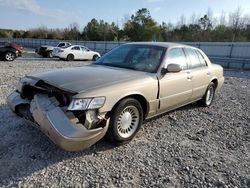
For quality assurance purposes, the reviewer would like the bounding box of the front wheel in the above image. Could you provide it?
[5,52,16,61]
[107,98,143,144]
[199,82,215,107]
[92,54,99,61]
[46,51,53,58]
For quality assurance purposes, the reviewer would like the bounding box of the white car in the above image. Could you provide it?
[53,45,101,61]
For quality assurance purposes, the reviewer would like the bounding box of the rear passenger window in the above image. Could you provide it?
[196,51,207,67]
[185,48,207,69]
[71,46,80,50]
[166,48,188,70]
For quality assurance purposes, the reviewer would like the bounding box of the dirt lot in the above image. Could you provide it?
[0,56,249,187]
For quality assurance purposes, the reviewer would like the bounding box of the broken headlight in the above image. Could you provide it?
[67,97,105,111]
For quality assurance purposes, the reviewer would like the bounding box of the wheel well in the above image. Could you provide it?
[5,51,15,55]
[67,54,74,60]
[211,79,218,89]
[109,94,149,120]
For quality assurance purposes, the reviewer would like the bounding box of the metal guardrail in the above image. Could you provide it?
[1,38,250,70]
[210,57,250,70]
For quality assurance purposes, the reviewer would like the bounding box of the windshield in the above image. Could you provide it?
[95,44,166,73]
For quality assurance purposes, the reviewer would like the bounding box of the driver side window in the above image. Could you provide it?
[166,48,188,70]
[58,43,64,47]
[81,47,87,51]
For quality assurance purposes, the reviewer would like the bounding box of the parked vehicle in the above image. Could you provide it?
[53,45,100,61]
[7,42,224,151]
[0,42,24,57]
[0,45,19,61]
[36,42,71,58]
[9,43,24,56]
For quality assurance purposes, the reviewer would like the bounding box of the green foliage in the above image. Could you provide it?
[83,19,119,41]
[0,30,8,38]
[199,15,213,31]
[1,8,250,42]
[123,8,161,41]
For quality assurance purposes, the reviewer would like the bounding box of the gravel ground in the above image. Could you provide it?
[0,56,249,187]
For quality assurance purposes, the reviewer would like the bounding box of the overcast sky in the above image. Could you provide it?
[0,0,249,30]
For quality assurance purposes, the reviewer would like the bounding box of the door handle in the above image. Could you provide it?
[207,72,211,76]
[187,70,193,80]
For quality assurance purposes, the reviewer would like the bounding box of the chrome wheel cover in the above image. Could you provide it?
[117,106,139,138]
[206,86,214,105]
[5,53,15,61]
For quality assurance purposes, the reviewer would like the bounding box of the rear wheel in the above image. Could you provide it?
[67,54,74,61]
[5,52,16,61]
[92,54,99,61]
[199,82,215,107]
[107,98,143,144]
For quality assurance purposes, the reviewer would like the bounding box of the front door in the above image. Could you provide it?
[71,46,82,60]
[81,47,92,60]
[159,48,193,113]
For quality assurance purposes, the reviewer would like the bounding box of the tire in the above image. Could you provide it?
[92,54,99,61]
[5,51,16,61]
[46,51,53,58]
[107,98,143,144]
[199,82,215,107]
[67,54,74,61]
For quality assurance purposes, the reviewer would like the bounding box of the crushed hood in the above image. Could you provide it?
[27,64,146,93]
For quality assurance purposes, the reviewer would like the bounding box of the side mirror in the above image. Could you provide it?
[166,64,182,73]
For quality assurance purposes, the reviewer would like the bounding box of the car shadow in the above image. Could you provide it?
[17,57,95,62]
[18,57,60,61]
[0,103,116,186]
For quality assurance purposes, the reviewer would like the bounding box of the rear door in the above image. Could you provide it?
[70,46,82,59]
[159,48,193,112]
[184,48,211,100]
[80,46,93,60]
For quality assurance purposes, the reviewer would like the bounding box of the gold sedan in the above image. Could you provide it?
[7,42,224,151]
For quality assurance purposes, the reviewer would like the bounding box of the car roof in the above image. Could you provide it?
[125,42,193,49]
[69,45,79,47]
[70,45,87,48]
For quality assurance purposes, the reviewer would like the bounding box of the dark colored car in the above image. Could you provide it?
[0,42,24,57]
[0,45,19,61]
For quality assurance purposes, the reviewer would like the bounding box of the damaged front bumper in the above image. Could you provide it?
[7,91,109,151]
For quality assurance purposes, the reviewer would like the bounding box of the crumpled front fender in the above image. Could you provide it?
[7,92,109,151]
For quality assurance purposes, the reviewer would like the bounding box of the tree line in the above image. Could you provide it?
[1,8,250,42]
